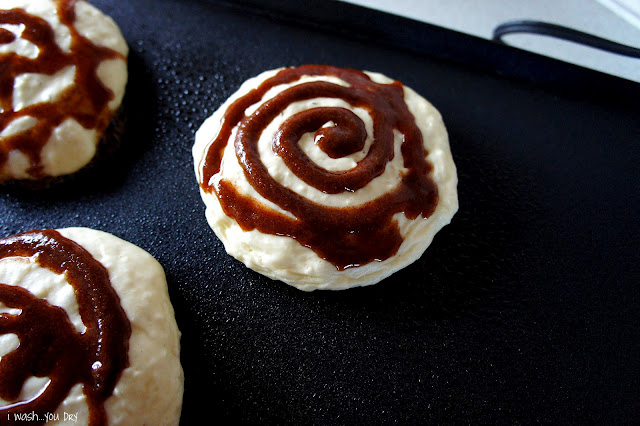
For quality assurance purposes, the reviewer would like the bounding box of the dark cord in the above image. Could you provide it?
[493,20,640,59]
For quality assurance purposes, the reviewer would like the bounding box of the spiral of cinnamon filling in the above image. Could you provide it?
[0,230,130,425]
[200,65,439,270]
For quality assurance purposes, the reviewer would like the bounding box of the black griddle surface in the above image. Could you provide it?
[1,0,639,423]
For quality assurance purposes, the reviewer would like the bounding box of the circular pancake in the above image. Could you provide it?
[0,0,128,184]
[0,227,183,425]
[193,65,458,291]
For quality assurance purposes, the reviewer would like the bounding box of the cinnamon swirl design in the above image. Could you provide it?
[194,66,458,291]
[0,0,128,183]
[0,229,129,424]
[0,228,183,425]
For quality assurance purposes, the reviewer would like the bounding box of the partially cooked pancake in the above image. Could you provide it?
[193,65,458,291]
[0,0,128,185]
[0,227,183,425]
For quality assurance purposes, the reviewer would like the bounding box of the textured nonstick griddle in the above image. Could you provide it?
[1,0,639,423]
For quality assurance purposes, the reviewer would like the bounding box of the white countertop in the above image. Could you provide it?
[340,0,640,83]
